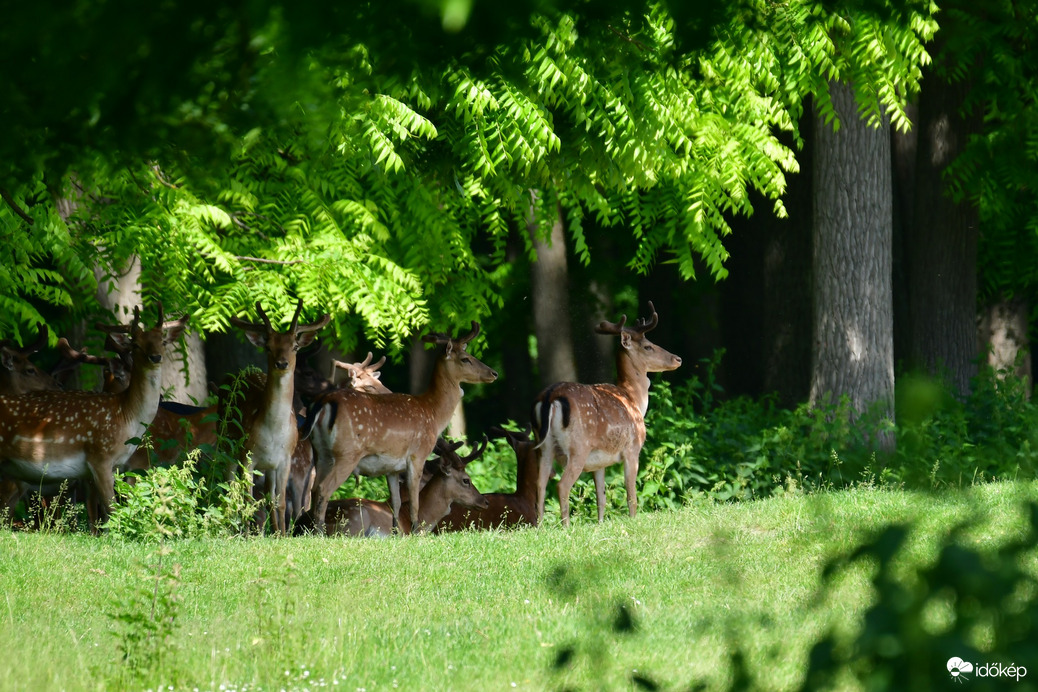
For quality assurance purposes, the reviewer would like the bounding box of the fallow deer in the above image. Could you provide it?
[222,300,330,535]
[284,353,392,525]
[308,322,497,533]
[58,336,217,472]
[320,441,488,536]
[0,325,61,516]
[437,426,539,531]
[0,325,60,395]
[531,301,681,526]
[0,306,189,531]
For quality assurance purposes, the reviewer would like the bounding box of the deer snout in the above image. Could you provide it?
[275,359,290,370]
[149,354,162,364]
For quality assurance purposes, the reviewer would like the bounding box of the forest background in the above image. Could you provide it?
[2,0,1038,504]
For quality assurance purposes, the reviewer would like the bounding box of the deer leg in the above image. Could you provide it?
[273,466,289,536]
[86,465,115,535]
[536,446,555,525]
[311,457,360,533]
[387,475,402,532]
[593,469,607,523]
[556,457,585,528]
[407,456,424,532]
[622,449,640,518]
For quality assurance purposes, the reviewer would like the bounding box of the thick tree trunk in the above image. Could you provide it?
[907,44,979,396]
[977,297,1031,396]
[810,81,895,447]
[528,194,578,388]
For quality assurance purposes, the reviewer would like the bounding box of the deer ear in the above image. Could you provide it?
[295,330,319,351]
[619,331,633,350]
[1,348,15,371]
[108,332,132,352]
[445,340,455,356]
[242,330,268,350]
[163,317,190,345]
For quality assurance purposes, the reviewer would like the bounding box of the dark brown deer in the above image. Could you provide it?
[531,301,681,526]
[222,300,330,535]
[0,325,60,395]
[320,440,488,536]
[308,323,497,533]
[0,306,189,531]
[437,426,539,531]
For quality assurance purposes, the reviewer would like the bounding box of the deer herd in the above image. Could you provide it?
[0,300,681,536]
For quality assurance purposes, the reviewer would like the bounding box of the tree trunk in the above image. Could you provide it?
[906,34,980,396]
[528,193,578,388]
[810,81,895,447]
[162,330,209,403]
[977,297,1031,396]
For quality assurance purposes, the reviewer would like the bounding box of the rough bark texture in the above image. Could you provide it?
[908,46,979,395]
[978,297,1032,396]
[528,196,578,388]
[810,81,895,434]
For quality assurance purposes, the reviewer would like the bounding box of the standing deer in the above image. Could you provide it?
[222,300,330,535]
[437,426,539,531]
[57,336,217,471]
[319,439,489,537]
[308,322,497,533]
[532,301,681,526]
[284,353,392,525]
[0,306,188,531]
[0,325,61,515]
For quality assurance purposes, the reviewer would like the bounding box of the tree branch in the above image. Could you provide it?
[0,188,34,225]
[235,255,305,266]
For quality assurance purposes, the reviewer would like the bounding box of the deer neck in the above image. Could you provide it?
[412,476,453,532]
[514,444,539,500]
[119,358,164,423]
[615,352,651,417]
[416,359,463,429]
[261,367,295,423]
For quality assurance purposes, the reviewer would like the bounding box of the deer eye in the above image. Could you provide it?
[460,356,472,364]
[644,345,654,351]
[463,478,471,486]
[24,367,37,375]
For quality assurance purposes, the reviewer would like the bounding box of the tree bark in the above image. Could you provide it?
[528,193,578,388]
[977,297,1031,396]
[906,34,980,396]
[810,81,895,447]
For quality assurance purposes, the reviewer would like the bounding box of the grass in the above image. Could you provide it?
[0,481,1036,692]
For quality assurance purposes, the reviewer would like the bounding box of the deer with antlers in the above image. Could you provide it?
[319,437,488,536]
[308,322,497,533]
[57,336,218,472]
[0,306,189,530]
[531,301,681,526]
[221,300,329,535]
[437,426,539,531]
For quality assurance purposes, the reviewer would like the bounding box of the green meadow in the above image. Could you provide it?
[2,481,1036,692]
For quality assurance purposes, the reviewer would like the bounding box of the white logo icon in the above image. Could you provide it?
[948,657,974,682]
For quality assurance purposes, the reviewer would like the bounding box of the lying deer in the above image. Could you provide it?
[319,439,488,536]
[0,306,189,531]
[531,301,681,526]
[437,426,539,531]
[308,322,497,533]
